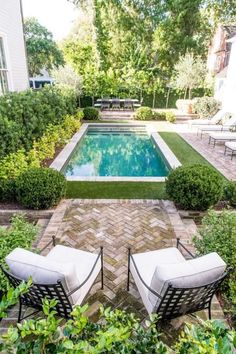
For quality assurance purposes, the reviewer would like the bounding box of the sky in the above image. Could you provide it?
[22,0,78,41]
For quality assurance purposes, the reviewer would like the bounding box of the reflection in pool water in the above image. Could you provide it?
[63,130,170,177]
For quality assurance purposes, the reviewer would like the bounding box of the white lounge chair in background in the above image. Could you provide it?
[197,114,236,138]
[188,110,228,128]
[208,132,236,147]
[224,141,236,160]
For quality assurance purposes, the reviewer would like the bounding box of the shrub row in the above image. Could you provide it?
[134,107,176,122]
[0,85,77,158]
[0,112,83,208]
[83,106,100,120]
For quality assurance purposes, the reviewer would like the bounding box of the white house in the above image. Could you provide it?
[0,0,29,94]
[220,35,236,113]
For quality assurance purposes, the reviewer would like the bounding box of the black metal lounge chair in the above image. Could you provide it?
[1,237,104,321]
[127,239,231,321]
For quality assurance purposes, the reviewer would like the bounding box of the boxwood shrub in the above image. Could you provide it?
[83,107,99,120]
[166,164,223,210]
[16,168,66,209]
[135,106,153,120]
[224,181,236,206]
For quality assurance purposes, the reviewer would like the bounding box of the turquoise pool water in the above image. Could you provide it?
[63,128,170,177]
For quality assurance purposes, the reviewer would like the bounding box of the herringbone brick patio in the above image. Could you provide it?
[0,199,225,334]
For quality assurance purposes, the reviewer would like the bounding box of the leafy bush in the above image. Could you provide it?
[83,106,99,120]
[165,111,176,123]
[135,106,153,120]
[0,85,77,159]
[152,111,166,120]
[224,181,236,206]
[193,209,236,320]
[16,168,66,209]
[0,215,38,291]
[166,164,223,210]
[192,96,220,118]
[0,300,168,353]
[175,318,236,353]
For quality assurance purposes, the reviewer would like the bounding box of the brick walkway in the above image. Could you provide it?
[0,199,225,334]
[178,130,236,181]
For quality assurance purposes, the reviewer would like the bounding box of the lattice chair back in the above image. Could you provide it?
[1,266,73,319]
[156,272,227,320]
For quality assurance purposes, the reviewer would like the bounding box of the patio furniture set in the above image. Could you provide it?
[94,98,141,111]
[1,236,231,323]
[188,110,236,159]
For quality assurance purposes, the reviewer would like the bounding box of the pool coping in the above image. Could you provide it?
[50,123,181,182]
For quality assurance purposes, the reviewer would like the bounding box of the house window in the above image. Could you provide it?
[0,37,9,94]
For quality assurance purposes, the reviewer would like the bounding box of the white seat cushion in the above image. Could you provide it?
[148,252,226,309]
[46,245,101,306]
[130,247,186,314]
[225,141,236,149]
[6,248,79,303]
[210,132,236,140]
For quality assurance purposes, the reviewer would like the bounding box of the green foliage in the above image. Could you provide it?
[16,168,67,210]
[0,300,168,353]
[24,17,64,76]
[0,281,32,318]
[192,96,221,118]
[135,107,153,120]
[175,318,236,353]
[193,209,236,321]
[166,164,223,210]
[224,181,236,206]
[83,106,100,120]
[0,85,77,159]
[0,215,38,291]
[165,112,176,123]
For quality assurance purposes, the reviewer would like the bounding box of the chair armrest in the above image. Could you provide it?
[129,249,162,300]
[176,238,196,259]
[36,236,56,254]
[67,247,103,297]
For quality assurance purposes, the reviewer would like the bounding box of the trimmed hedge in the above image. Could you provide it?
[16,168,67,209]
[0,85,77,158]
[166,164,223,210]
[192,96,220,118]
[135,107,176,122]
[224,181,236,206]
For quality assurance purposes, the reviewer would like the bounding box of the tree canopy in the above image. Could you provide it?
[24,18,65,77]
[65,0,236,98]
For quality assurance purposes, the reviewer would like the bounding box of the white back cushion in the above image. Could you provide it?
[211,110,227,123]
[6,248,80,304]
[148,252,226,308]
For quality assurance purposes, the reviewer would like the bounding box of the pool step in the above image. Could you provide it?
[100,110,134,120]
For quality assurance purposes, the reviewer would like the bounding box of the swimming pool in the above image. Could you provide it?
[51,124,181,181]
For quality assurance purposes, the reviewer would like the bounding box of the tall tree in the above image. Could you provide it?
[24,18,64,76]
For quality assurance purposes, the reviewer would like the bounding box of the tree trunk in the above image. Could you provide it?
[92,96,94,106]
[152,89,156,109]
[166,87,170,109]
[184,88,187,99]
[189,88,192,100]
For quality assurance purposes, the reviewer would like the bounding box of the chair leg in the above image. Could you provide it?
[208,304,212,320]
[100,246,104,290]
[18,299,22,323]
[127,248,131,291]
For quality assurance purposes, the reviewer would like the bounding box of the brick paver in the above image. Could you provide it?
[0,199,226,334]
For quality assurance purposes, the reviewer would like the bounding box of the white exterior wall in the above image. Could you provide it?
[0,0,29,92]
[221,37,236,114]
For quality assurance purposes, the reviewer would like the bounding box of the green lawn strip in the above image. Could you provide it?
[159,131,227,181]
[66,182,166,199]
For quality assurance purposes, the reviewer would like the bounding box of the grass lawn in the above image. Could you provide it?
[66,130,226,199]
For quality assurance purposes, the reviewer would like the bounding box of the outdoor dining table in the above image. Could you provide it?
[96,98,139,103]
